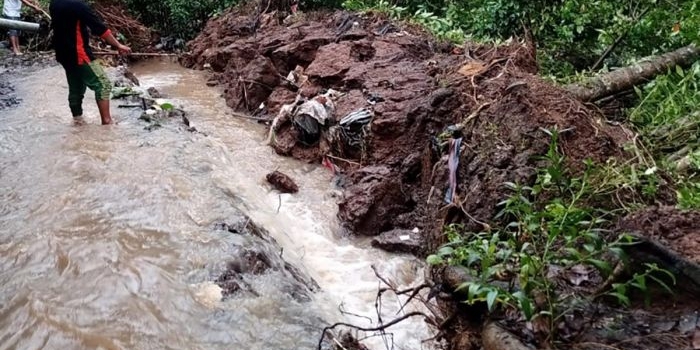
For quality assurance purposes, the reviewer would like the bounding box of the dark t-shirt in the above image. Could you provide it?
[49,0,109,69]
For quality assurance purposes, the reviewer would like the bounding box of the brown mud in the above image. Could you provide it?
[182,8,627,243]
[618,206,700,265]
[266,170,300,193]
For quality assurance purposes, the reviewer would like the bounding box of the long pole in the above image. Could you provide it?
[0,18,40,32]
[93,51,180,57]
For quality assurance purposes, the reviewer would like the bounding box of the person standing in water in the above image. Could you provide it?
[3,0,44,55]
[50,0,131,125]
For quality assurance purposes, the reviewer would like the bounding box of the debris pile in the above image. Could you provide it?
[94,1,154,52]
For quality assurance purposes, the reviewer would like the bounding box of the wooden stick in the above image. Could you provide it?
[93,51,180,57]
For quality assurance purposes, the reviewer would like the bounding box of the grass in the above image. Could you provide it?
[629,61,700,209]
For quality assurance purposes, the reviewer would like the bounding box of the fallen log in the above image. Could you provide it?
[566,44,700,102]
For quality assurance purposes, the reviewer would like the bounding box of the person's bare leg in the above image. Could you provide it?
[96,100,113,125]
[9,36,21,55]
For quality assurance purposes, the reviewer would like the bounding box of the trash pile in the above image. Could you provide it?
[109,67,193,132]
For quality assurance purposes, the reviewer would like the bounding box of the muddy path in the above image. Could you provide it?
[0,59,434,350]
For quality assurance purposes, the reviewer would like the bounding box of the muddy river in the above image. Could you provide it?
[0,60,433,350]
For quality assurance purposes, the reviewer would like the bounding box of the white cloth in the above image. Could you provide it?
[2,0,22,17]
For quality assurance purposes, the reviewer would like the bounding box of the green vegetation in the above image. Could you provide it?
[428,129,677,345]
[629,61,700,209]
[119,0,239,39]
[342,0,699,77]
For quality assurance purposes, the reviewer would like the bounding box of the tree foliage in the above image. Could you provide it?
[343,0,699,76]
[121,0,240,39]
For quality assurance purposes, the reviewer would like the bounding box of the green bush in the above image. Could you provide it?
[629,62,700,209]
[428,129,676,345]
[121,0,239,39]
[341,0,699,77]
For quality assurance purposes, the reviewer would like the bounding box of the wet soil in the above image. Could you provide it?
[183,8,628,245]
[0,51,58,110]
[618,206,700,265]
[212,219,319,301]
[266,170,300,193]
[0,73,20,110]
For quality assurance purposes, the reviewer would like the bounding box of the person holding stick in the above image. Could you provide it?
[50,0,131,125]
[3,0,45,55]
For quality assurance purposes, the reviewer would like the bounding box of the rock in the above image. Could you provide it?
[678,311,699,334]
[482,323,532,350]
[147,87,162,98]
[371,229,424,254]
[443,265,475,292]
[227,249,273,275]
[124,69,140,86]
[215,270,243,297]
[338,166,411,236]
[266,171,299,193]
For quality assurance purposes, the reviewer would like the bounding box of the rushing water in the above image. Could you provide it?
[0,60,433,350]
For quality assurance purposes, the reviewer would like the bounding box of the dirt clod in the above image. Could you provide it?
[618,206,700,264]
[266,171,299,193]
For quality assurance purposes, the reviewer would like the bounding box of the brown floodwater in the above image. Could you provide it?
[0,59,433,350]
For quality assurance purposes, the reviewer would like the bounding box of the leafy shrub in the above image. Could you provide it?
[121,0,239,39]
[428,129,676,345]
[341,0,699,77]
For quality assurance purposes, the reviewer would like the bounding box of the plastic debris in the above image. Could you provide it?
[339,108,373,148]
[444,137,463,204]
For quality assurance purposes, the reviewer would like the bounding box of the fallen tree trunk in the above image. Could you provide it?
[567,44,700,102]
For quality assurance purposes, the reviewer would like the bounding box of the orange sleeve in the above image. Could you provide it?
[100,29,112,40]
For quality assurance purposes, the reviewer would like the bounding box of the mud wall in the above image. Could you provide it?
[183,9,627,249]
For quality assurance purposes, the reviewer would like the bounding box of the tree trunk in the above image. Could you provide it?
[566,44,700,102]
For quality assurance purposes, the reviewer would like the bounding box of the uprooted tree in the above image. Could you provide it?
[567,44,700,101]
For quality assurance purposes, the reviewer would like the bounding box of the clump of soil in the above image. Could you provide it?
[183,8,627,243]
[266,170,299,193]
[618,206,700,265]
